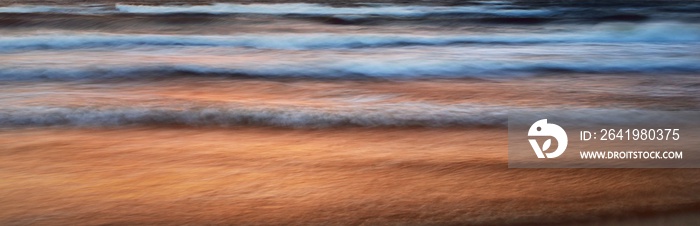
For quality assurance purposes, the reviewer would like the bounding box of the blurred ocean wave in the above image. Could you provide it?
[0,1,699,225]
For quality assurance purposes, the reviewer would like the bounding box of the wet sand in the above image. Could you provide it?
[0,75,698,225]
[0,127,698,225]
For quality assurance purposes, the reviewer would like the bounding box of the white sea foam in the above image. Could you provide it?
[0,103,510,128]
[0,104,693,128]
[1,22,697,51]
[1,40,698,80]
[0,5,110,14]
[114,3,553,16]
[0,3,551,16]
[0,61,697,81]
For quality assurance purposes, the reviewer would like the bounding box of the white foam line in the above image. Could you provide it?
[0,104,694,128]
[1,22,697,51]
[0,3,552,17]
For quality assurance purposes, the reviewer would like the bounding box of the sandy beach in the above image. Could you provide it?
[1,127,699,225]
[1,76,699,225]
[1,0,699,224]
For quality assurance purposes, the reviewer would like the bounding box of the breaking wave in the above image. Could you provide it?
[1,22,698,51]
[0,104,509,128]
[1,59,698,80]
[1,104,693,128]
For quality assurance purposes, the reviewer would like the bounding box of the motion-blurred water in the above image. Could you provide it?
[0,0,699,225]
